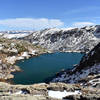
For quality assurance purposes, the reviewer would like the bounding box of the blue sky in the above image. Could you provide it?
[0,0,100,30]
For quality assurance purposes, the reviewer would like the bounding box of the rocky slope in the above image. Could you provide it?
[0,82,100,100]
[22,25,100,52]
[0,38,47,80]
[52,42,100,85]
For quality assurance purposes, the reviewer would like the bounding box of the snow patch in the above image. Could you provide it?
[22,52,29,57]
[15,91,23,95]
[48,90,81,99]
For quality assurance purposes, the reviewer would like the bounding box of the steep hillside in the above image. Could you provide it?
[75,42,100,71]
[52,42,100,84]
[22,25,100,52]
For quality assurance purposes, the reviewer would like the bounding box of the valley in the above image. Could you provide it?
[0,25,100,100]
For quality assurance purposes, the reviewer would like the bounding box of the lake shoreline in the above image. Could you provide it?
[12,52,83,85]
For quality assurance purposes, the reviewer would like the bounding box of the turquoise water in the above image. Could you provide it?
[12,52,83,84]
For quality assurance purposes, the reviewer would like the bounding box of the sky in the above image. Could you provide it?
[0,0,100,30]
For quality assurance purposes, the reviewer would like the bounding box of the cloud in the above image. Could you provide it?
[0,18,64,30]
[73,22,95,27]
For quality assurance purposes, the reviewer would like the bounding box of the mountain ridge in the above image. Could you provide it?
[21,25,100,52]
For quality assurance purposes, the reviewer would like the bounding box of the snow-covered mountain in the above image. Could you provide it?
[1,25,100,52]
[0,31,33,39]
[22,25,100,52]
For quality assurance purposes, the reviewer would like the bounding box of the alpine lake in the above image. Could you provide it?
[12,52,83,85]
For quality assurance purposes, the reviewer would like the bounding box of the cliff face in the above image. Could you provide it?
[22,25,100,52]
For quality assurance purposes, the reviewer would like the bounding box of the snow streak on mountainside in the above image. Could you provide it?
[22,25,100,52]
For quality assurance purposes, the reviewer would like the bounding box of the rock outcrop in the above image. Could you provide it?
[0,82,100,100]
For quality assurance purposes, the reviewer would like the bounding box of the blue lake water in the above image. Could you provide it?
[12,52,83,85]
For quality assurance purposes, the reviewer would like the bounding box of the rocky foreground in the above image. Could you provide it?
[0,82,100,100]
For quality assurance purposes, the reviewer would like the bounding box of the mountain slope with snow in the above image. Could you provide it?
[0,31,33,39]
[52,42,100,84]
[22,25,100,52]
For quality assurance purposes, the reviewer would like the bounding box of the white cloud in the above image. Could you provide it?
[0,18,64,30]
[73,22,95,27]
